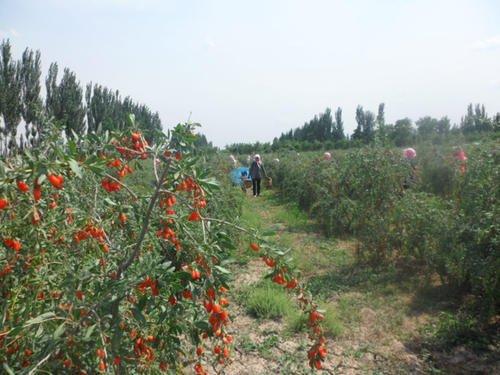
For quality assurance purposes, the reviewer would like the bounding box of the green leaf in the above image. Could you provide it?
[53,322,66,339]
[84,324,97,341]
[68,159,82,178]
[104,198,117,206]
[194,321,211,331]
[35,324,44,338]
[25,312,56,325]
[3,363,15,375]
[213,265,231,275]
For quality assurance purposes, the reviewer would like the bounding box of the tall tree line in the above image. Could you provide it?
[276,107,345,145]
[0,39,163,155]
[227,102,499,154]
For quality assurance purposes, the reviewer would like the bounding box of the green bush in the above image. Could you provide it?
[267,143,499,315]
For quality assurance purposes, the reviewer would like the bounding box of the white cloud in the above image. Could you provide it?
[473,35,500,50]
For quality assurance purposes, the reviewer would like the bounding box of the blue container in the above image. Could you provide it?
[230,167,251,186]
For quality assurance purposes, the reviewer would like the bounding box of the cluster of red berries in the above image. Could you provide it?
[137,276,160,296]
[156,194,182,251]
[74,223,109,253]
[250,241,328,369]
[115,132,149,160]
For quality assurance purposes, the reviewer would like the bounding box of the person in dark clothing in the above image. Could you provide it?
[249,154,267,197]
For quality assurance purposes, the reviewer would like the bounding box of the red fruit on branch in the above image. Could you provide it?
[309,310,324,323]
[75,290,85,301]
[3,238,22,252]
[17,180,29,192]
[206,287,216,300]
[262,256,276,267]
[131,132,141,142]
[286,278,298,289]
[196,199,207,209]
[318,346,327,359]
[203,300,213,312]
[96,348,106,359]
[272,273,286,285]
[211,303,222,314]
[138,276,159,296]
[188,211,201,222]
[0,198,8,209]
[98,360,107,372]
[168,295,177,305]
[107,159,122,168]
[47,174,64,189]
[118,212,128,225]
[249,242,260,251]
[33,185,42,202]
[194,363,206,375]
[101,178,121,192]
[118,165,133,179]
[191,269,201,281]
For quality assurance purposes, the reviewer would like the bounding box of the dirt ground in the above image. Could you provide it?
[189,192,499,374]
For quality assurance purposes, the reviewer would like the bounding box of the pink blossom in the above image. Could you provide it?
[323,152,332,160]
[454,149,467,161]
[403,148,417,159]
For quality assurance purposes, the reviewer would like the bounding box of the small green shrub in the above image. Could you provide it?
[422,312,491,351]
[245,281,294,319]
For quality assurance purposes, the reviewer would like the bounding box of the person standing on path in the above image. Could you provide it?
[249,154,267,197]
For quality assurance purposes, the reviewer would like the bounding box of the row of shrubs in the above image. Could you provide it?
[265,142,499,315]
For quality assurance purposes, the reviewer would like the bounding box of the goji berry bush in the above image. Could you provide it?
[266,143,499,315]
[0,121,328,373]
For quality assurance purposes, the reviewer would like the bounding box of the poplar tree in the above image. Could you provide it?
[20,47,42,145]
[363,111,375,143]
[352,105,364,141]
[0,39,22,151]
[333,107,345,140]
[46,63,86,137]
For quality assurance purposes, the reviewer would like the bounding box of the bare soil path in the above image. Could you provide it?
[217,191,498,375]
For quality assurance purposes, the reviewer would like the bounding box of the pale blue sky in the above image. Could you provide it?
[1,0,499,146]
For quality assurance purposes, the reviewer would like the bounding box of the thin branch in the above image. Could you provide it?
[201,217,251,234]
[153,154,160,184]
[116,163,169,278]
[28,352,53,375]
